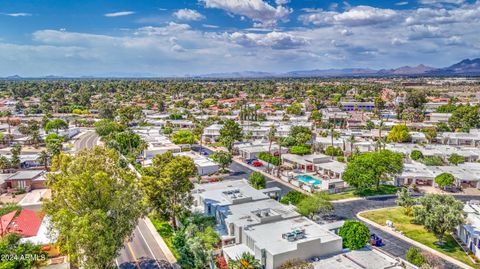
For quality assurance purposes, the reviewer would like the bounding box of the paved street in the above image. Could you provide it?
[334,196,480,269]
[116,219,172,269]
[74,130,99,150]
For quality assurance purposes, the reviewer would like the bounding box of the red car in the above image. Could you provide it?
[252,161,263,167]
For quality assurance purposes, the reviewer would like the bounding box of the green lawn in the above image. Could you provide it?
[327,185,398,201]
[149,215,179,259]
[360,207,478,268]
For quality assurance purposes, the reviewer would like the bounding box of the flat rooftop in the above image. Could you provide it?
[221,198,300,227]
[194,179,269,207]
[313,248,403,269]
[243,217,340,255]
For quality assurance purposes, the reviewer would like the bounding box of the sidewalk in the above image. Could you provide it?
[143,217,180,268]
[357,208,475,269]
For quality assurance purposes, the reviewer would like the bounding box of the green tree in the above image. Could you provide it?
[422,128,437,144]
[290,126,313,145]
[0,233,47,268]
[286,103,303,115]
[43,147,145,268]
[413,194,465,244]
[94,119,124,137]
[140,152,197,229]
[338,220,370,250]
[171,130,196,145]
[10,143,21,169]
[404,90,427,109]
[343,150,404,190]
[110,130,145,158]
[37,150,50,171]
[410,150,424,161]
[289,145,311,155]
[249,172,266,190]
[296,193,333,219]
[280,191,307,205]
[434,172,455,189]
[422,156,444,166]
[406,247,427,266]
[448,153,465,165]
[388,124,411,143]
[46,137,63,157]
[219,119,243,153]
[228,253,262,269]
[44,118,68,133]
[396,188,416,216]
[0,155,10,173]
[448,105,480,131]
[210,151,232,173]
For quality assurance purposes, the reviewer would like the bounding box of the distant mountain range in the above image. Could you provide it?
[196,58,480,78]
[2,58,480,79]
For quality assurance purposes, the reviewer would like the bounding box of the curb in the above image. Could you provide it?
[143,217,180,268]
[357,208,474,269]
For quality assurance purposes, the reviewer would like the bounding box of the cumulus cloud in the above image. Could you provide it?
[229,31,308,49]
[173,9,205,21]
[104,11,135,17]
[200,0,291,27]
[299,6,398,26]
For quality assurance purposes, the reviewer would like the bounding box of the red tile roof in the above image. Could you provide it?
[4,209,43,237]
[0,211,16,235]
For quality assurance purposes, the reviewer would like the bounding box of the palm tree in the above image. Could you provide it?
[266,125,277,173]
[37,150,50,171]
[30,130,42,148]
[347,135,356,157]
[228,253,262,269]
[0,156,10,173]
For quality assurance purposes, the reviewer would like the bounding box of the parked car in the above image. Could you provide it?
[252,161,263,167]
[245,159,257,165]
[369,233,383,246]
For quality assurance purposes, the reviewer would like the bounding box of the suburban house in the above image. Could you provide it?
[2,170,46,191]
[458,200,480,259]
[193,179,343,269]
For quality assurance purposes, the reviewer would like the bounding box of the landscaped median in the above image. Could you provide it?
[326,185,399,201]
[359,207,478,269]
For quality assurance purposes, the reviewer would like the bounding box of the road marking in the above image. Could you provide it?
[126,241,141,269]
[137,222,162,267]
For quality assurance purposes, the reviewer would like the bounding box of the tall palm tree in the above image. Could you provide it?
[228,253,262,269]
[37,150,50,171]
[266,125,277,173]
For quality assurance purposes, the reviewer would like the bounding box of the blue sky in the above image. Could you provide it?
[0,0,479,76]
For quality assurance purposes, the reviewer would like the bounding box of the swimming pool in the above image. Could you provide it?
[295,175,322,186]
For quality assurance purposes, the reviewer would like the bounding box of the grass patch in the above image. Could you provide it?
[360,207,478,268]
[326,185,398,201]
[208,142,223,148]
[326,191,357,201]
[355,185,398,196]
[149,215,179,259]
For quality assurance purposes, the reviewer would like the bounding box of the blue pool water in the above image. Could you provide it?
[295,175,322,186]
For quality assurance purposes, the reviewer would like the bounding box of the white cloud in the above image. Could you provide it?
[200,0,291,27]
[2,13,31,17]
[173,9,205,21]
[419,0,464,5]
[275,0,290,4]
[104,11,135,17]
[395,2,409,6]
[299,6,398,26]
[229,31,308,49]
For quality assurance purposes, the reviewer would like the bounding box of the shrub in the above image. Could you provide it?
[249,172,266,189]
[280,191,308,205]
[338,220,370,250]
[448,153,465,165]
[410,150,424,161]
[406,247,426,266]
[325,146,343,157]
[422,156,444,166]
[258,152,280,166]
[290,145,311,155]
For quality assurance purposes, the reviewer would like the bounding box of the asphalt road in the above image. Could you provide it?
[116,219,173,269]
[74,130,99,150]
[334,196,480,269]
